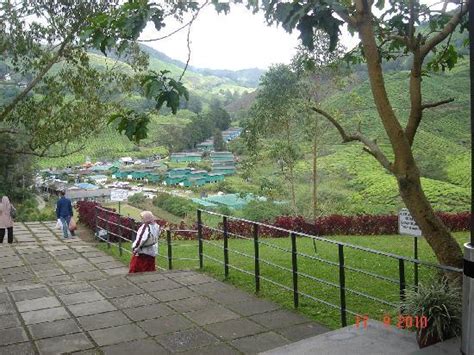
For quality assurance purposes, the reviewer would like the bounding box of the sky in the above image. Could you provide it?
[138,1,451,71]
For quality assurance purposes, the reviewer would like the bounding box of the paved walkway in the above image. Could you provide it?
[0,222,328,354]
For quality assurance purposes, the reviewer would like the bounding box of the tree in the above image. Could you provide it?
[254,0,469,268]
[292,30,346,218]
[250,65,304,213]
[213,129,226,151]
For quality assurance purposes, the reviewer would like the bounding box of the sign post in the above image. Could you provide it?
[399,208,422,288]
[110,189,128,215]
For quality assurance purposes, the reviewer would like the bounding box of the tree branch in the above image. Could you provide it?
[421,97,454,110]
[0,38,70,122]
[420,0,469,58]
[311,106,393,172]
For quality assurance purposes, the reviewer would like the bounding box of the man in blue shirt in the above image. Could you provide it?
[56,191,74,239]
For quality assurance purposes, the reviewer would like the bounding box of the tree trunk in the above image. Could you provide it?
[397,170,463,269]
[312,136,318,219]
[354,0,463,268]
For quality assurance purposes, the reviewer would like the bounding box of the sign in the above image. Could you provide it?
[398,208,422,237]
[110,189,128,202]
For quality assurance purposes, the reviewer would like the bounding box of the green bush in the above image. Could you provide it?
[153,193,198,218]
[128,192,146,206]
[238,200,291,222]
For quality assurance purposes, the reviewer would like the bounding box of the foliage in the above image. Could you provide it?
[15,197,55,222]
[238,200,292,222]
[152,193,198,218]
[401,277,462,345]
[213,129,226,152]
[128,193,146,206]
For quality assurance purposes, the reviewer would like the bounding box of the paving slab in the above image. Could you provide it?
[227,299,280,316]
[205,318,266,340]
[89,323,148,346]
[138,314,195,336]
[231,332,290,354]
[166,296,213,313]
[16,296,61,312]
[178,343,241,355]
[67,300,117,317]
[109,293,158,309]
[123,303,175,321]
[0,341,36,355]
[102,338,169,355]
[276,322,329,342]
[185,305,241,326]
[156,328,220,352]
[35,332,93,354]
[151,287,197,302]
[59,290,105,305]
[77,310,131,331]
[21,306,71,325]
[28,318,82,339]
[0,313,21,329]
[51,281,94,295]
[249,310,310,329]
[0,326,29,346]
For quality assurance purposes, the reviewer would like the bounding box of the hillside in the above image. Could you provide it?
[235,58,471,216]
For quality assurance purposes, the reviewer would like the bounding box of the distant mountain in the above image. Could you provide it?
[139,44,264,88]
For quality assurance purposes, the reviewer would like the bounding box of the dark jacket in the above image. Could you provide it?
[56,196,73,219]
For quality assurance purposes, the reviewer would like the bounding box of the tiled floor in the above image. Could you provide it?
[0,222,328,354]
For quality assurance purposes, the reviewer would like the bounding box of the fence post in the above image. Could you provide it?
[253,223,260,293]
[197,210,203,269]
[167,229,172,270]
[94,205,98,238]
[118,217,123,257]
[290,232,299,308]
[223,216,229,279]
[106,210,110,249]
[338,244,347,327]
[413,237,419,289]
[399,258,406,302]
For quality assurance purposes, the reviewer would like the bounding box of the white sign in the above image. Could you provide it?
[110,189,128,202]
[399,208,422,237]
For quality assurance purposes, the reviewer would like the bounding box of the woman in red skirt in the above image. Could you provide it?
[129,211,160,273]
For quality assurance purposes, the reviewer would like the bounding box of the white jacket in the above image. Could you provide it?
[132,223,160,257]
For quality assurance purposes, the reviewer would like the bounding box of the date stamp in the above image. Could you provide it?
[355,314,428,330]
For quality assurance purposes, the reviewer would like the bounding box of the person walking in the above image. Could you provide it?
[56,191,73,239]
[129,211,160,273]
[0,196,15,244]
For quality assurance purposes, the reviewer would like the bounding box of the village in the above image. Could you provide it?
[34,128,260,211]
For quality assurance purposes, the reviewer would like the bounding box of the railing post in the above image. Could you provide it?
[94,205,98,239]
[290,232,299,308]
[167,229,172,270]
[338,244,347,327]
[399,258,406,302]
[253,223,260,293]
[414,237,418,289]
[118,217,123,256]
[223,216,229,279]
[106,210,110,249]
[197,210,203,269]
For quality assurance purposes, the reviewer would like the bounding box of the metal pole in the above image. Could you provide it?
[167,229,172,270]
[253,223,260,293]
[118,200,121,215]
[94,205,98,239]
[106,210,110,249]
[414,237,418,289]
[399,259,405,302]
[461,2,474,353]
[338,244,347,327]
[118,217,122,256]
[223,216,229,279]
[197,210,203,269]
[290,232,299,308]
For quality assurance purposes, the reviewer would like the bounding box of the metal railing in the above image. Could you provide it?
[94,206,199,271]
[196,209,463,327]
[90,205,463,328]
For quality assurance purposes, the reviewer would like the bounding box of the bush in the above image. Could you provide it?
[239,200,291,222]
[153,193,198,218]
[128,192,146,206]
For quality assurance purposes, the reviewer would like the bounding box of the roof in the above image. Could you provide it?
[191,198,218,207]
[89,175,108,180]
[74,183,99,190]
[66,188,111,199]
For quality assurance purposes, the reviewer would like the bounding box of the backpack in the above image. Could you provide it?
[10,206,16,219]
[141,224,160,247]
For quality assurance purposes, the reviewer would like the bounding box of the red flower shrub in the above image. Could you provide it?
[76,201,470,241]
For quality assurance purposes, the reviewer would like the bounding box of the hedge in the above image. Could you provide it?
[76,201,470,241]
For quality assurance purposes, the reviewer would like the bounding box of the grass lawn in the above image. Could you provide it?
[104,202,184,225]
[96,231,468,330]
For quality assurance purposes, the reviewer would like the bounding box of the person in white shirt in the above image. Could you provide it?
[129,211,160,273]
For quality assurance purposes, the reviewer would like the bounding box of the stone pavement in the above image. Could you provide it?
[0,221,328,354]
